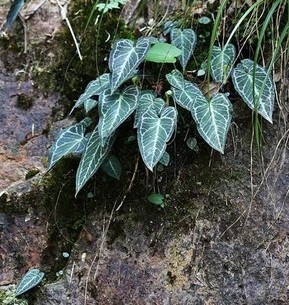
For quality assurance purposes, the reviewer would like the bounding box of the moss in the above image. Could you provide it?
[25,169,40,180]
[0,289,28,305]
[37,1,134,110]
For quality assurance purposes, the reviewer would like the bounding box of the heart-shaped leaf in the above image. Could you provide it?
[137,107,177,171]
[211,44,236,83]
[170,28,197,71]
[145,43,182,63]
[101,155,122,179]
[98,86,139,144]
[70,73,110,114]
[166,69,185,90]
[186,137,197,150]
[198,16,211,24]
[147,193,164,207]
[232,59,274,123]
[109,38,150,93]
[134,90,165,128]
[48,118,92,170]
[15,269,45,296]
[166,69,206,111]
[76,127,114,195]
[191,93,232,153]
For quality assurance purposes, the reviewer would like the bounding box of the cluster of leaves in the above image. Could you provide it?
[95,0,128,14]
[48,25,275,196]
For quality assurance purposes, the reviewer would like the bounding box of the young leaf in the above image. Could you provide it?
[232,59,274,123]
[15,269,45,296]
[70,73,110,114]
[211,44,236,83]
[134,90,165,128]
[198,16,211,24]
[191,93,232,153]
[137,107,177,171]
[170,28,197,71]
[159,151,170,166]
[98,86,139,143]
[147,193,164,207]
[186,137,197,150]
[145,43,182,63]
[109,38,150,93]
[76,127,114,195]
[48,118,92,170]
[101,155,122,179]
[166,70,206,111]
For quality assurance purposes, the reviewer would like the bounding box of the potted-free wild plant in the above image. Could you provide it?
[48,25,275,196]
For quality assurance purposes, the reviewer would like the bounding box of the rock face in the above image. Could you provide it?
[1,0,289,304]
[0,0,65,294]
[35,121,289,304]
[0,64,57,194]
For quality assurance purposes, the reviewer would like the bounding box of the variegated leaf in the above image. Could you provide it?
[84,98,98,113]
[134,90,165,128]
[70,73,110,114]
[166,69,184,90]
[211,44,236,83]
[15,269,45,296]
[109,38,150,93]
[191,93,232,153]
[232,59,274,123]
[76,127,113,195]
[48,118,92,170]
[98,86,139,144]
[137,107,177,171]
[171,28,197,71]
[166,69,206,111]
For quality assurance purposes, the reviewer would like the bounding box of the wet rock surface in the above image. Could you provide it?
[34,122,289,304]
[0,1,289,304]
[0,63,59,193]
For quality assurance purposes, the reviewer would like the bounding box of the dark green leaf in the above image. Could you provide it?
[134,90,164,128]
[101,155,122,179]
[232,59,274,123]
[171,28,197,70]
[137,107,177,171]
[75,127,114,196]
[166,69,206,111]
[6,0,24,29]
[186,138,197,150]
[159,151,170,166]
[48,118,92,170]
[15,269,44,296]
[109,38,150,93]
[191,93,232,153]
[211,44,236,83]
[84,98,98,112]
[70,73,110,114]
[98,86,139,143]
